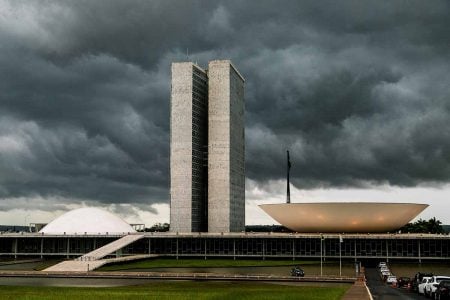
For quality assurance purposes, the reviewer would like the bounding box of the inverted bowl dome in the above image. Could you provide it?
[259,202,428,233]
[40,207,136,234]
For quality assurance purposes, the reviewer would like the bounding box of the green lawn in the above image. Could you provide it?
[99,258,319,271]
[97,258,356,276]
[0,281,349,300]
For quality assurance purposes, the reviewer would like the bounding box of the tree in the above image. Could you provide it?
[144,223,170,232]
[400,218,444,234]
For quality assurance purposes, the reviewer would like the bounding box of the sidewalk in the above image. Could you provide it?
[342,280,372,300]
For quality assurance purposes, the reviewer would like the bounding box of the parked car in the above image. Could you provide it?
[291,266,305,277]
[378,262,387,268]
[418,277,433,295]
[413,272,434,292]
[435,280,450,300]
[425,276,450,299]
[397,277,411,288]
[381,271,392,282]
[386,275,398,284]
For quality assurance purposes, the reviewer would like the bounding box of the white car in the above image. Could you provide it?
[386,275,397,284]
[418,277,432,295]
[425,275,450,298]
[378,262,387,268]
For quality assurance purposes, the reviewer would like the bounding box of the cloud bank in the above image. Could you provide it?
[0,0,449,217]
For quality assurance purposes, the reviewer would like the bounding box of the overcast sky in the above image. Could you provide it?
[1,0,450,226]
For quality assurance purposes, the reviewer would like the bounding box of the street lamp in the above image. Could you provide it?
[320,234,323,276]
[24,213,30,232]
[339,235,343,277]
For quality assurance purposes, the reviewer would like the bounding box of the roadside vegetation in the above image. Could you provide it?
[400,217,445,234]
[0,281,349,300]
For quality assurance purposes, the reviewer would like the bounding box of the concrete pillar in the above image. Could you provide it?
[115,249,122,258]
[233,239,236,260]
[386,240,389,263]
[292,239,295,261]
[418,239,421,264]
[13,238,18,259]
[262,239,265,260]
[40,238,44,259]
[66,238,70,259]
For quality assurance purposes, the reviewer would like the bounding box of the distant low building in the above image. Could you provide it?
[0,225,28,232]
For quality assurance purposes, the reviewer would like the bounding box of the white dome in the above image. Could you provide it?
[40,207,136,234]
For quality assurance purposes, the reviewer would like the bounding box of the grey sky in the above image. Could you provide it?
[0,0,449,224]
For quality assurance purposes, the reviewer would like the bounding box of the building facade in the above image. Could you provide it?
[170,60,245,233]
[170,62,208,232]
[208,61,245,232]
[2,233,449,263]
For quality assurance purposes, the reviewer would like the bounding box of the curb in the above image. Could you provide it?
[364,281,374,300]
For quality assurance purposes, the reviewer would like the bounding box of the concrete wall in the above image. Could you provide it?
[208,60,245,232]
[170,63,194,232]
[170,60,244,233]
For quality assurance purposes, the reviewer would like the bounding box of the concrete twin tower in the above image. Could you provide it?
[170,60,245,233]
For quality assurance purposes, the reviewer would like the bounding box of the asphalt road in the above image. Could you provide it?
[366,268,424,300]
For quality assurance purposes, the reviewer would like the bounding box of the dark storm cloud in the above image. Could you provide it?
[0,0,450,211]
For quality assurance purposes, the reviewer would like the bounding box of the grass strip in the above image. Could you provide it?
[98,258,326,271]
[0,281,349,300]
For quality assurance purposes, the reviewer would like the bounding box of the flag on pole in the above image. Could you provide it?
[287,150,291,204]
[287,151,292,170]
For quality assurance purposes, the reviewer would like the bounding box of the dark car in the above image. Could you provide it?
[412,272,434,292]
[397,277,411,288]
[291,266,305,277]
[435,280,450,300]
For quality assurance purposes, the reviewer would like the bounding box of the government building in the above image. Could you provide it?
[170,60,245,233]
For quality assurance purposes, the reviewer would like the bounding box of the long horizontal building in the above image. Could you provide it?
[1,232,449,262]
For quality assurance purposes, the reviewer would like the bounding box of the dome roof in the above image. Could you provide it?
[259,202,428,233]
[39,207,136,234]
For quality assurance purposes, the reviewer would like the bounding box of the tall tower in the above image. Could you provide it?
[170,60,244,233]
[170,62,208,232]
[208,60,245,232]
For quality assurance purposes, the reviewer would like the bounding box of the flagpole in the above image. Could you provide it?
[287,150,291,204]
